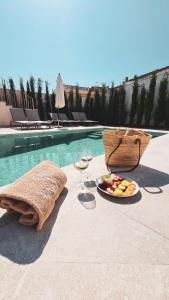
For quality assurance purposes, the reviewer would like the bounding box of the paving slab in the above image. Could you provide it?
[14,262,169,300]
[0,132,169,299]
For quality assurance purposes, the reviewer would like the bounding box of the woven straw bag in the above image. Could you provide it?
[103,129,151,172]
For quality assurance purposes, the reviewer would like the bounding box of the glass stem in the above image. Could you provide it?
[79,170,85,191]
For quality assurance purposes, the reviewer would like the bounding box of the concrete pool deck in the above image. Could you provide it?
[0,131,169,299]
[0,125,168,135]
[0,125,103,135]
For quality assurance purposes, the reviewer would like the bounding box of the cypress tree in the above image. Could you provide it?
[93,87,101,122]
[29,76,37,108]
[118,84,126,125]
[75,85,82,111]
[107,82,114,126]
[100,84,107,124]
[9,78,18,107]
[79,94,82,111]
[145,71,156,127]
[68,87,74,114]
[165,93,169,129]
[74,86,77,111]
[112,88,120,126]
[45,81,52,118]
[26,81,33,109]
[129,75,138,126]
[136,85,146,127]
[50,91,56,113]
[37,78,44,120]
[154,76,168,126]
[89,97,94,120]
[1,79,9,105]
[19,78,26,110]
[63,91,70,116]
[84,88,92,118]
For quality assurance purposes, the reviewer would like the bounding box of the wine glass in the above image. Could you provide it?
[74,158,89,192]
[81,154,93,162]
[80,149,93,181]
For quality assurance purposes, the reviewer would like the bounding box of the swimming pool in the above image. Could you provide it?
[0,128,166,186]
[0,128,105,186]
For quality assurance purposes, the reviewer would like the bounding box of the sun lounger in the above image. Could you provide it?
[59,113,81,126]
[72,112,84,125]
[50,113,80,126]
[72,112,98,126]
[49,113,58,122]
[10,108,40,129]
[50,112,71,126]
[26,109,54,128]
[79,112,98,125]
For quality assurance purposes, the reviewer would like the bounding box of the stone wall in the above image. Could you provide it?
[0,102,12,127]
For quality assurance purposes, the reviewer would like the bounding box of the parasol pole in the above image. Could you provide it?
[57,105,60,127]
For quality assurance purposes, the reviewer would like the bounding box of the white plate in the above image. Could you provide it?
[96,175,140,197]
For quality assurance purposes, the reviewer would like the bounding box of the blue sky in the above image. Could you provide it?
[0,0,168,90]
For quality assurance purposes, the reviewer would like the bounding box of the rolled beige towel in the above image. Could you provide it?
[0,161,67,231]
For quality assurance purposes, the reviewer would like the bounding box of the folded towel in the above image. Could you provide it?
[0,161,67,230]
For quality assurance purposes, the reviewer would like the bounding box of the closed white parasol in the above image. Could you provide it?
[55,73,65,127]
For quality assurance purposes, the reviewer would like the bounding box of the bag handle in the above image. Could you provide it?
[106,137,141,173]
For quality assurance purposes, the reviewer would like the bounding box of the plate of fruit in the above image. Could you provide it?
[96,174,139,197]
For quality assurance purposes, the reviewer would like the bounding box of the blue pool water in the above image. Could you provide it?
[0,129,104,186]
[0,128,165,186]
